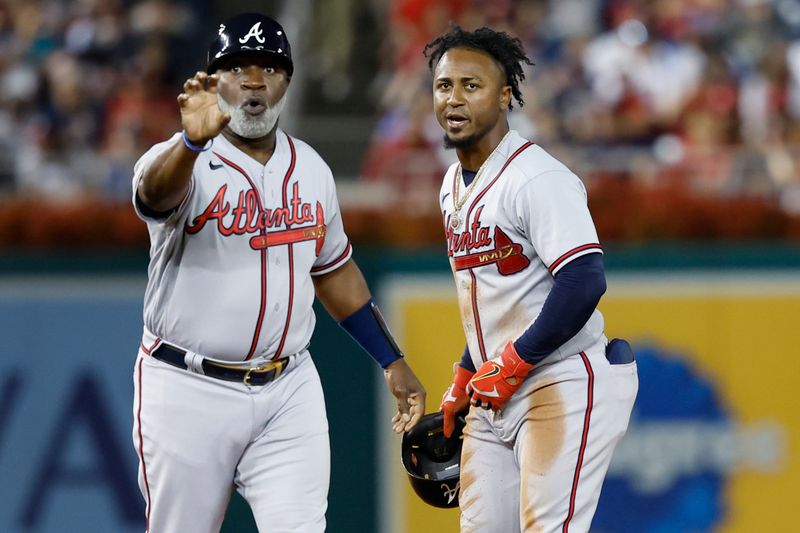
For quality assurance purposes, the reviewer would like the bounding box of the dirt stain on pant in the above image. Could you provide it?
[520,381,565,532]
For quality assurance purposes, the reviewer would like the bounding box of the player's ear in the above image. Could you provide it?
[500,85,511,110]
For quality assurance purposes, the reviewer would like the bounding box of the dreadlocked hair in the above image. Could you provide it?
[423,26,533,110]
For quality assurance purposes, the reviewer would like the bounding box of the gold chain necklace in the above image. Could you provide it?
[451,131,511,229]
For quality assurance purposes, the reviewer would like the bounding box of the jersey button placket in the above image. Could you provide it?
[263,164,281,360]
[256,175,279,362]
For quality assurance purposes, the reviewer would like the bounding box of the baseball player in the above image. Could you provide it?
[426,27,638,532]
[130,13,425,533]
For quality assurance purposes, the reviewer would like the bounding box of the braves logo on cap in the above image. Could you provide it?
[239,22,266,44]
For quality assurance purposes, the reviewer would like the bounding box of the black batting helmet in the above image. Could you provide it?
[207,13,293,76]
[401,412,466,509]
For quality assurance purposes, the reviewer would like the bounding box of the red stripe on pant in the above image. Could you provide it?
[136,357,152,532]
[562,351,594,532]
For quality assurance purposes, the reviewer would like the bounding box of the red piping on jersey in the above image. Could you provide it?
[274,136,298,359]
[469,270,488,362]
[450,166,459,213]
[311,240,351,273]
[140,338,160,356]
[562,351,594,532]
[464,141,534,227]
[548,244,602,274]
[136,357,152,532]
[213,151,270,360]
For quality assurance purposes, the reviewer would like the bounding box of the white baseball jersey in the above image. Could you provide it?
[440,130,637,532]
[439,129,604,370]
[132,129,352,361]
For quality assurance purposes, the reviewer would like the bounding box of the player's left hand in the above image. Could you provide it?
[467,341,534,411]
[384,358,426,433]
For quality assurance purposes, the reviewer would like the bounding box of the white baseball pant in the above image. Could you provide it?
[132,349,329,533]
[459,337,638,532]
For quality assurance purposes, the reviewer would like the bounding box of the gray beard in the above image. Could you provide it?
[217,92,287,139]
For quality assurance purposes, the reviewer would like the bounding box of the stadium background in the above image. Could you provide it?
[0,0,798,531]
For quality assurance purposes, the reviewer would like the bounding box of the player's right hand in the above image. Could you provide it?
[177,71,231,145]
[440,363,474,438]
[467,341,534,411]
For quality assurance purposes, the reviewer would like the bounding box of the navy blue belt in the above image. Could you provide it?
[151,343,290,386]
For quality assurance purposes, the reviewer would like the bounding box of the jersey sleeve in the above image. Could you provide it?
[311,167,353,276]
[131,132,194,224]
[515,170,602,275]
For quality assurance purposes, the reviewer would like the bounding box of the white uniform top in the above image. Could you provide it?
[132,129,352,362]
[439,130,604,370]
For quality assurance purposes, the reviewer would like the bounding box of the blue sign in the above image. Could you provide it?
[0,278,146,532]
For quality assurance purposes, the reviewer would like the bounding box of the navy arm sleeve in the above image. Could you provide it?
[513,253,606,364]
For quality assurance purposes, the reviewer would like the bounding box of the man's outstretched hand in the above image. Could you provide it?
[384,358,426,433]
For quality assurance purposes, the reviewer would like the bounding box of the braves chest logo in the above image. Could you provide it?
[185,182,326,255]
[446,206,529,275]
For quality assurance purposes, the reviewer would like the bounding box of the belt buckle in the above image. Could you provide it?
[243,359,284,385]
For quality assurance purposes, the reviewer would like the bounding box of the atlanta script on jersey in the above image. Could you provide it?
[132,130,352,361]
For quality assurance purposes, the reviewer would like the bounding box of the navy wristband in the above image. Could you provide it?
[460,344,476,372]
[182,130,213,152]
[339,299,404,368]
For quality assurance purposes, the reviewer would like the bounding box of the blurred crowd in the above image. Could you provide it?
[361,0,800,215]
[2,0,800,220]
[0,0,203,199]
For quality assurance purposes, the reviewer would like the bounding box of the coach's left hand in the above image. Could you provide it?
[384,359,426,433]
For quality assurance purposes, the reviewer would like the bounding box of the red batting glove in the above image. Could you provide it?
[467,342,534,411]
[439,364,474,438]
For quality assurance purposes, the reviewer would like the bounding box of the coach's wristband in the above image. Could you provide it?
[339,299,404,368]
[182,130,213,152]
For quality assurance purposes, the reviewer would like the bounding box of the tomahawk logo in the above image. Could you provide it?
[239,22,266,44]
[442,482,460,505]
